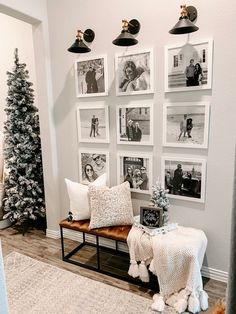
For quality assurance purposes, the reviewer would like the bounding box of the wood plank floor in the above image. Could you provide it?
[0,227,227,312]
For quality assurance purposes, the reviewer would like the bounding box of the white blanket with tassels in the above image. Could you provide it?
[127,225,208,313]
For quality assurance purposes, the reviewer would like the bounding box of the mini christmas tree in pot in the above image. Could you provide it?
[3,49,46,233]
[150,179,170,225]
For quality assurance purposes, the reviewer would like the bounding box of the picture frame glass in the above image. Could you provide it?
[79,151,108,185]
[162,157,206,202]
[117,103,153,145]
[165,39,213,92]
[140,207,163,228]
[116,50,153,96]
[118,153,152,194]
[163,103,210,148]
[77,104,109,143]
[75,55,108,97]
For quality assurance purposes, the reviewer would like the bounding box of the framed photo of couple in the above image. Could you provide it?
[115,48,154,96]
[74,54,108,97]
[77,102,110,143]
[117,152,153,194]
[161,156,206,203]
[78,149,109,186]
[116,102,154,145]
[162,102,210,149]
[165,39,213,92]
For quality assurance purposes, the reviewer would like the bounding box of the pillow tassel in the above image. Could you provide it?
[128,260,139,278]
[151,294,165,312]
[139,261,149,282]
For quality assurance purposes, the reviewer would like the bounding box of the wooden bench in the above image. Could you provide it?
[59,219,158,290]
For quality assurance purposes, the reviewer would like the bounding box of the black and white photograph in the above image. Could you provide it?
[117,152,152,194]
[161,157,206,203]
[77,103,109,143]
[75,54,108,97]
[117,102,153,145]
[115,49,154,96]
[165,39,213,92]
[163,102,210,148]
[79,149,109,185]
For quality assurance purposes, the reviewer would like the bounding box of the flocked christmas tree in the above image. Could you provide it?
[3,49,45,229]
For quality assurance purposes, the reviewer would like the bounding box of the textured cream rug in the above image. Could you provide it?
[4,252,166,314]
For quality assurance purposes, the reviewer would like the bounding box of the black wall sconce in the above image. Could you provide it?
[112,19,141,46]
[169,5,199,34]
[68,29,95,53]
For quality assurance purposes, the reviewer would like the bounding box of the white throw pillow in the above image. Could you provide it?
[65,173,107,220]
[89,181,134,229]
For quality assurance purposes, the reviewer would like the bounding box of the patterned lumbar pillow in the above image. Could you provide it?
[88,181,134,229]
[65,173,107,220]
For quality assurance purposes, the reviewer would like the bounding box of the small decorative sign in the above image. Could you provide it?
[140,206,163,228]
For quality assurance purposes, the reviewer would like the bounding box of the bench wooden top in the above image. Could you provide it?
[60,219,132,242]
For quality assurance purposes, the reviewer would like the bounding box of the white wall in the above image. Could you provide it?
[46,0,236,275]
[0,12,36,130]
[0,0,61,231]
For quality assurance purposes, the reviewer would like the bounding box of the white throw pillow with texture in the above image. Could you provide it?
[89,181,134,229]
[65,173,107,220]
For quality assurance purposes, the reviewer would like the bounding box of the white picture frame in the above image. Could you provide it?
[77,102,110,143]
[75,54,108,97]
[78,149,109,185]
[163,102,210,148]
[161,156,207,203]
[117,151,153,194]
[116,102,153,145]
[165,39,213,92]
[115,48,154,96]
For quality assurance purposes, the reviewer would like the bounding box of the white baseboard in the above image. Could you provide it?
[46,229,60,239]
[201,266,228,283]
[47,228,228,282]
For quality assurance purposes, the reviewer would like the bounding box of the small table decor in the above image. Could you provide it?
[149,181,170,225]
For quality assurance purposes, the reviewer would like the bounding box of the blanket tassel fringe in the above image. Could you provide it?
[151,294,165,312]
[128,260,139,278]
[188,292,201,313]
[139,261,149,282]
[199,290,209,311]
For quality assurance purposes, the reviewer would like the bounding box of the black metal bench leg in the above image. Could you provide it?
[96,235,100,270]
[60,226,65,259]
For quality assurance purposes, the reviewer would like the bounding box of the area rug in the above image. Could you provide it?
[4,252,177,314]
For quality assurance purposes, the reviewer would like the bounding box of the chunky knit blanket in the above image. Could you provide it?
[127,225,208,313]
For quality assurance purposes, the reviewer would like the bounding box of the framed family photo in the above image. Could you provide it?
[75,54,108,97]
[115,48,154,96]
[78,149,109,185]
[163,102,210,148]
[77,103,110,143]
[116,102,153,145]
[117,152,153,194]
[165,39,213,92]
[161,156,206,203]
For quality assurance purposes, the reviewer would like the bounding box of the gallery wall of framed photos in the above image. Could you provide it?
[75,39,212,203]
[46,0,236,275]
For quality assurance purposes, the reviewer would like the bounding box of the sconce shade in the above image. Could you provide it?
[169,5,199,35]
[112,31,138,46]
[68,29,95,53]
[169,17,199,34]
[112,19,140,46]
[67,39,91,53]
